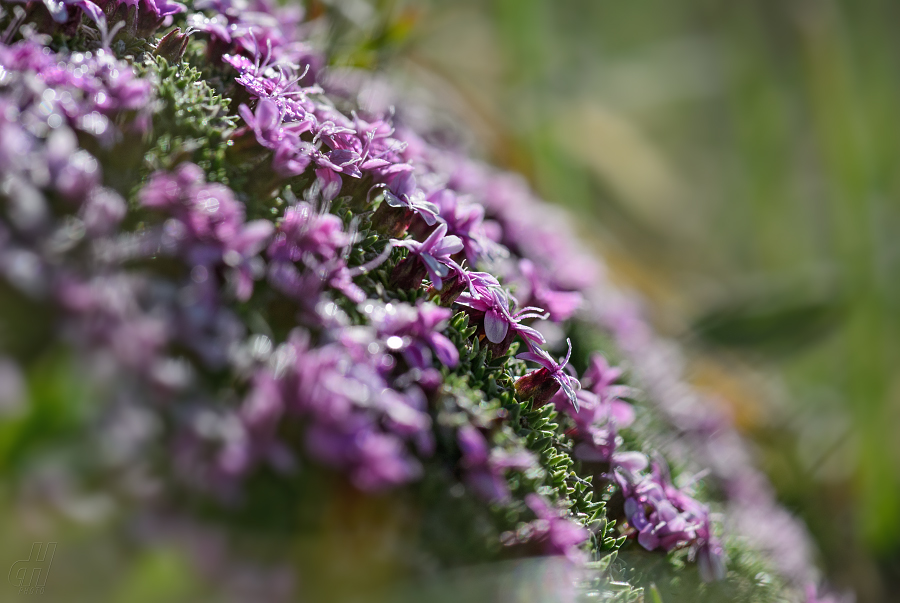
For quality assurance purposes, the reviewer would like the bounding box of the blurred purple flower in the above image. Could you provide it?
[457,425,534,503]
[368,301,459,369]
[525,494,590,564]
[616,462,725,582]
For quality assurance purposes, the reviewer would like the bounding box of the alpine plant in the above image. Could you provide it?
[0,2,845,602]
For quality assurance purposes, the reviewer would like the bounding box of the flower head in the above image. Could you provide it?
[515,259,582,323]
[382,171,439,225]
[456,287,547,355]
[367,301,459,369]
[616,462,725,582]
[390,222,463,290]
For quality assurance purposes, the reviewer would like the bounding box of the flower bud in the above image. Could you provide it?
[154,28,191,63]
[515,368,561,408]
[389,255,426,291]
[371,201,414,238]
[425,271,468,306]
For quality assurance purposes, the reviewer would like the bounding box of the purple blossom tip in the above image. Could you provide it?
[516,339,580,410]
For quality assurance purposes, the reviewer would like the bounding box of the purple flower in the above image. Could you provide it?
[272,137,315,178]
[616,462,725,581]
[141,164,243,242]
[367,301,459,369]
[515,339,580,409]
[227,370,294,476]
[455,287,547,355]
[80,187,127,236]
[560,353,636,428]
[0,41,153,142]
[139,164,274,300]
[457,425,534,502]
[225,220,275,301]
[315,168,342,201]
[381,171,439,225]
[305,423,422,491]
[805,584,853,603]
[262,202,375,303]
[239,99,285,149]
[515,259,582,323]
[45,129,101,202]
[430,268,501,308]
[525,494,590,564]
[431,188,498,265]
[267,203,350,263]
[265,335,430,492]
[370,171,440,238]
[390,222,463,290]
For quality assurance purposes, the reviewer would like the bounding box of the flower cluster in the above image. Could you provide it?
[0,3,838,602]
[140,163,273,301]
[552,353,638,467]
[0,39,152,356]
[617,463,725,582]
[192,0,590,422]
[234,327,434,492]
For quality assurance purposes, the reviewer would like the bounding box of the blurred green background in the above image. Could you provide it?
[345,0,900,601]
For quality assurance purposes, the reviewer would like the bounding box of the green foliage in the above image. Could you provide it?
[0,349,94,476]
[137,55,237,187]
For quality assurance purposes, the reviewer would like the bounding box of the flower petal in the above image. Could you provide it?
[484,309,509,344]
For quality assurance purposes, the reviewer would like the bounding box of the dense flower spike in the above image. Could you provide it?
[0,4,836,602]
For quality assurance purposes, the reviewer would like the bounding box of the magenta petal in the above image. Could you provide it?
[420,224,447,253]
[232,220,275,255]
[435,234,464,256]
[238,103,255,126]
[76,0,105,24]
[430,334,459,367]
[609,400,636,427]
[421,254,446,289]
[233,269,254,301]
[315,168,342,201]
[255,98,281,131]
[638,528,661,551]
[418,206,439,226]
[484,309,508,344]
[458,425,489,464]
[360,158,391,170]
[613,451,648,473]
[515,351,549,367]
